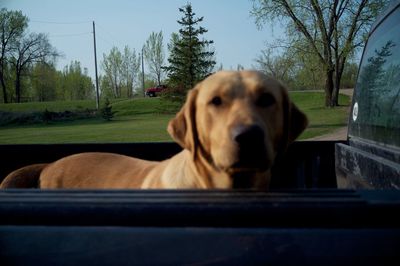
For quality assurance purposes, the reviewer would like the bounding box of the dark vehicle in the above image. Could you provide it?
[145,84,167,97]
[1,1,400,265]
[335,0,400,189]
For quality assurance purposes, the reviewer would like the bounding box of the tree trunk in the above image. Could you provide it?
[15,74,21,103]
[0,58,9,103]
[332,74,341,107]
[333,57,346,107]
[331,70,340,107]
[0,73,8,103]
[157,73,161,86]
[332,86,339,106]
[325,68,335,107]
[127,82,132,98]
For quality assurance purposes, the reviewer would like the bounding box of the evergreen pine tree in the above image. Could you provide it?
[164,3,216,95]
[101,98,116,121]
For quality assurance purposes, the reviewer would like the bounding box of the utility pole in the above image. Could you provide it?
[92,21,100,110]
[141,47,145,97]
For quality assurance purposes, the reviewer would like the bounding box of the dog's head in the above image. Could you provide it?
[168,71,308,189]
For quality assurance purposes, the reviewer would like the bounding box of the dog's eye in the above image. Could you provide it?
[256,93,275,108]
[210,96,222,106]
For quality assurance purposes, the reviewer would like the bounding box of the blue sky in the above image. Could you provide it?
[1,0,283,79]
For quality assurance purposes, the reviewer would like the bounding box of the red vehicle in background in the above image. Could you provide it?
[145,85,167,97]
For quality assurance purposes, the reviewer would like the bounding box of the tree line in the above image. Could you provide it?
[251,0,389,107]
[254,46,359,92]
[0,3,216,104]
[32,61,94,102]
[1,1,388,107]
[100,3,216,101]
[0,9,95,103]
[1,8,57,103]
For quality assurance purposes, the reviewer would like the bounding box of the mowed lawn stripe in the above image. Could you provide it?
[0,114,174,144]
[0,92,350,144]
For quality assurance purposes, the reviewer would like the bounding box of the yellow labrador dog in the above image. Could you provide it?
[1,71,308,189]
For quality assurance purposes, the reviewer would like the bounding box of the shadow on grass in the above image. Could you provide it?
[307,123,347,129]
[308,105,350,111]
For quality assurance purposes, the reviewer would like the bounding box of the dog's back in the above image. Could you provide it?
[1,164,47,188]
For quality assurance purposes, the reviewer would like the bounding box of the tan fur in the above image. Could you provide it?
[1,71,308,189]
[0,164,47,188]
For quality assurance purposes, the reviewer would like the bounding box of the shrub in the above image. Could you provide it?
[42,109,55,124]
[101,98,116,121]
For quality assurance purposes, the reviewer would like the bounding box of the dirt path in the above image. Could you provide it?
[307,126,348,141]
[306,89,353,141]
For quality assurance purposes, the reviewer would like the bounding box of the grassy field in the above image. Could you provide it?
[293,92,350,139]
[0,92,350,144]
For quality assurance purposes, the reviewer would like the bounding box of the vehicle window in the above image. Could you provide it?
[350,5,400,148]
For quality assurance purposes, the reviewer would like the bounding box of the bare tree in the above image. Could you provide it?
[143,31,165,85]
[0,8,28,103]
[255,47,296,83]
[121,46,140,98]
[251,0,389,107]
[102,46,141,98]
[11,32,58,103]
[102,47,123,98]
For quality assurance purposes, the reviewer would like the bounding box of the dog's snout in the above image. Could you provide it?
[233,125,265,147]
[231,124,268,170]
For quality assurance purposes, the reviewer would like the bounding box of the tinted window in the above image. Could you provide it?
[350,5,400,148]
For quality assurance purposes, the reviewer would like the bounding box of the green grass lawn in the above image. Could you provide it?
[290,92,350,139]
[0,92,350,144]
[0,114,174,144]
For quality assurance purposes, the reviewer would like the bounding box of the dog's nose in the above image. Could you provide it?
[232,125,268,170]
[233,125,265,147]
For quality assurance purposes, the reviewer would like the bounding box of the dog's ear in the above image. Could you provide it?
[287,102,308,143]
[168,88,199,152]
[281,86,309,148]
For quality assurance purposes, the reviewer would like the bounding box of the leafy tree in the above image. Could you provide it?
[164,3,216,94]
[31,62,58,101]
[10,32,58,103]
[0,8,28,103]
[143,31,165,86]
[59,61,94,100]
[292,50,326,90]
[251,0,389,107]
[99,74,114,99]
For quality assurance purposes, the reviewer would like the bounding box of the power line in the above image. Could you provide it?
[30,20,91,25]
[49,32,92,38]
[95,23,121,45]
[96,32,116,47]
[30,20,92,38]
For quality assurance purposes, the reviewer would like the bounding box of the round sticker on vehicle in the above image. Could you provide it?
[352,102,358,122]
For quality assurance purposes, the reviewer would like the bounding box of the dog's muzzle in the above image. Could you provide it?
[231,125,269,170]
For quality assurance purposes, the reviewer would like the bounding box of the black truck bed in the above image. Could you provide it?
[0,141,341,189]
[0,189,399,265]
[1,142,400,265]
